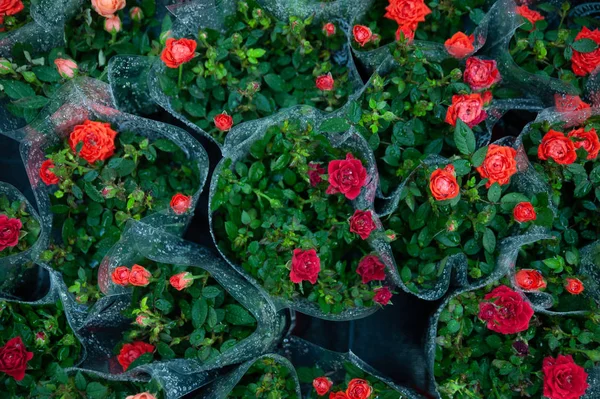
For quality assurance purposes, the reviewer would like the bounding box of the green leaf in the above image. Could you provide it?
[483,228,496,253]
[471,146,488,167]
[225,304,255,326]
[86,382,108,399]
[319,118,350,133]
[156,342,176,360]
[107,158,137,177]
[192,298,208,329]
[153,139,179,152]
[454,119,476,155]
[347,101,362,124]
[126,352,153,370]
[487,183,502,203]
[75,372,87,391]
[32,66,61,83]
[446,319,460,334]
[0,79,35,99]
[247,48,266,58]
[572,38,599,53]
[263,74,287,92]
[84,182,105,203]
[10,95,49,109]
[202,286,221,298]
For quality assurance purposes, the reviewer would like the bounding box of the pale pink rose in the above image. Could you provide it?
[91,0,125,17]
[104,15,121,33]
[126,393,157,399]
[54,58,78,79]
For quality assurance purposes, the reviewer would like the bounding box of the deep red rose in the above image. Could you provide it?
[117,341,155,371]
[69,120,117,164]
[373,287,392,305]
[346,378,372,399]
[429,164,459,201]
[515,269,546,290]
[316,73,334,91]
[565,278,584,295]
[516,5,544,29]
[326,153,367,200]
[330,393,349,399]
[478,285,533,334]
[129,265,151,287]
[39,159,59,185]
[0,337,33,381]
[169,272,194,291]
[568,127,600,160]
[463,57,501,91]
[111,266,131,286]
[384,0,431,26]
[476,144,517,188]
[160,38,197,68]
[396,24,415,43]
[543,355,589,399]
[0,215,22,252]
[538,130,577,165]
[308,162,325,187]
[572,27,600,77]
[290,248,321,284]
[513,202,537,223]
[214,112,233,131]
[356,255,386,284]
[445,93,487,128]
[170,193,192,215]
[322,22,336,37]
[349,210,376,240]
[313,377,333,396]
[0,0,24,16]
[353,25,372,47]
[445,32,475,59]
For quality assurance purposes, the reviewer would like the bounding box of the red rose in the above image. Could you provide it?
[475,144,517,188]
[214,112,233,131]
[478,285,533,334]
[373,286,392,305]
[346,378,372,399]
[326,153,367,200]
[0,337,33,381]
[290,248,321,284]
[543,355,589,399]
[384,0,431,26]
[445,32,475,59]
[513,202,536,223]
[39,159,59,185]
[0,0,24,16]
[330,393,349,399]
[555,94,591,112]
[571,27,600,77]
[170,193,192,214]
[111,266,131,286]
[308,162,325,187]
[352,25,372,47]
[69,120,117,164]
[516,6,544,29]
[429,164,459,201]
[160,38,197,68]
[565,278,584,295]
[129,265,151,287]
[117,341,155,371]
[169,272,194,291]
[313,377,333,396]
[0,215,22,252]
[568,127,600,160]
[356,255,386,284]
[316,73,334,91]
[445,93,487,128]
[538,130,577,165]
[349,210,376,240]
[396,24,415,43]
[463,57,501,91]
[322,22,336,37]
[515,269,546,291]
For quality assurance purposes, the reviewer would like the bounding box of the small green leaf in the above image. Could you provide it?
[319,118,350,133]
[572,38,599,53]
[454,119,476,155]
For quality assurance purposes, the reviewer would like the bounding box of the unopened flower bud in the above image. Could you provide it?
[104,15,121,34]
[130,7,143,22]
[35,332,48,347]
[136,314,152,327]
[0,58,13,74]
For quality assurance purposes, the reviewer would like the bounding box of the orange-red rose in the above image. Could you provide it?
[478,285,533,335]
[352,25,372,47]
[322,23,336,37]
[356,255,385,284]
[476,144,517,188]
[214,113,233,131]
[516,6,544,29]
[346,379,372,399]
[39,159,59,185]
[316,73,334,91]
[515,269,546,291]
[568,127,600,160]
[160,38,197,68]
[396,24,415,43]
[463,57,501,91]
[572,27,600,77]
[313,377,333,396]
[290,248,321,284]
[169,272,194,291]
[326,153,367,200]
[429,164,459,201]
[444,32,475,59]
[565,278,584,295]
[543,355,589,399]
[170,193,192,214]
[513,202,536,223]
[129,265,151,287]
[538,130,577,165]
[445,93,487,128]
[117,341,155,371]
[384,0,431,26]
[111,266,131,286]
[0,0,24,16]
[69,120,117,164]
[330,393,349,399]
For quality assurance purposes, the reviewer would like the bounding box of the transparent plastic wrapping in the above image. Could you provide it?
[208,105,401,320]
[62,219,286,399]
[254,0,376,23]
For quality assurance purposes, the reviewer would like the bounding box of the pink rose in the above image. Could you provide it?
[54,58,78,79]
[91,0,126,18]
[104,15,122,33]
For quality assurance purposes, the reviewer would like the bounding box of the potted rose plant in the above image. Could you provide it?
[0,184,41,260]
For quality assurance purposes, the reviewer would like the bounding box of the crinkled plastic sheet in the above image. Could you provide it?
[282,336,423,398]
[254,0,376,23]
[0,182,49,300]
[209,105,401,320]
[134,0,365,148]
[62,220,286,399]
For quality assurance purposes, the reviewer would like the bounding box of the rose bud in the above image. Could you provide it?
[513,202,537,223]
[130,6,144,22]
[352,25,372,47]
[322,22,336,37]
[169,272,194,291]
[126,393,157,399]
[349,210,376,240]
[34,332,48,347]
[159,30,171,45]
[373,287,392,306]
[214,112,233,131]
[429,164,459,201]
[91,0,125,17]
[513,340,529,356]
[0,58,13,74]
[128,265,151,287]
[308,162,325,186]
[54,58,78,79]
[0,337,33,381]
[111,266,131,286]
[312,377,333,396]
[39,159,59,185]
[316,73,334,91]
[538,130,577,165]
[104,15,122,33]
[346,378,372,399]
[170,193,192,215]
[356,255,386,284]
[565,278,584,295]
[396,24,415,43]
[44,320,58,334]
[290,248,321,284]
[515,269,546,291]
[135,315,151,327]
[542,355,589,399]
[384,230,397,242]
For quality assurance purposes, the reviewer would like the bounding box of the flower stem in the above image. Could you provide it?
[178,64,183,89]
